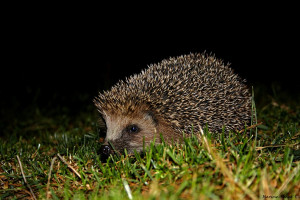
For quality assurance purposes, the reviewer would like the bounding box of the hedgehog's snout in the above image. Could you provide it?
[99,144,113,161]
[100,144,112,155]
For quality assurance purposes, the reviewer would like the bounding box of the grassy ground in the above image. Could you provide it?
[0,84,299,199]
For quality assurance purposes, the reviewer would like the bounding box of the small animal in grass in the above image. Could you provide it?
[94,53,251,157]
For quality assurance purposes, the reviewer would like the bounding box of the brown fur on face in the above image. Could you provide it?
[100,106,180,154]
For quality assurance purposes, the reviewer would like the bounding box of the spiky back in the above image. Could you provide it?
[95,53,251,133]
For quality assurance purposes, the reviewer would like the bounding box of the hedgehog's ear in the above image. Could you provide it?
[144,111,158,126]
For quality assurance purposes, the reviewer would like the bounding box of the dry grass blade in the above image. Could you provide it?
[256,143,299,151]
[16,155,37,200]
[274,164,300,196]
[122,178,133,200]
[57,153,81,179]
[238,122,263,134]
[46,156,57,200]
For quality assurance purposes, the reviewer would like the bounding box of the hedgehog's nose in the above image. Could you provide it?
[101,145,112,155]
[99,144,113,161]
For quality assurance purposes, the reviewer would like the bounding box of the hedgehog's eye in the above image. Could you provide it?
[126,124,140,133]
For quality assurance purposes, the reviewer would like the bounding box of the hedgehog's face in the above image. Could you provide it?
[100,110,160,155]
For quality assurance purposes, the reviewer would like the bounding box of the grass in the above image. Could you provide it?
[0,84,299,199]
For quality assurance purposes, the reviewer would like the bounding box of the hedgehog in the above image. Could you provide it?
[94,53,252,156]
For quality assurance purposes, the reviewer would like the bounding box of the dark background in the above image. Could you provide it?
[2,32,298,104]
[1,12,299,136]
